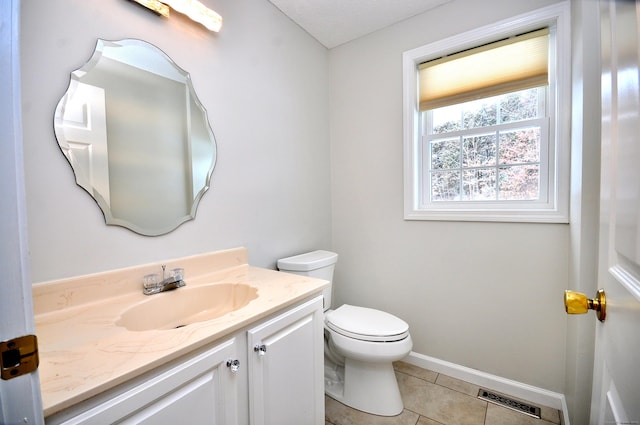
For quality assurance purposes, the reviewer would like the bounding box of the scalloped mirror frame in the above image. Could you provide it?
[54,39,217,236]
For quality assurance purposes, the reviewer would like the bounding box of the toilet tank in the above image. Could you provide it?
[277,250,338,311]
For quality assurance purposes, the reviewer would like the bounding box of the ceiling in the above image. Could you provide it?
[267,0,453,49]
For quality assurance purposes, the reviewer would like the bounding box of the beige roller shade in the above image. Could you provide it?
[419,28,549,110]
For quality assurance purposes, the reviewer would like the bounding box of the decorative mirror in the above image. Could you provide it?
[54,39,216,236]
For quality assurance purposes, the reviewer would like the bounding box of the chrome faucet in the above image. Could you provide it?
[143,265,186,295]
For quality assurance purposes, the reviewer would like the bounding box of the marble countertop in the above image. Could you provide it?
[33,247,327,417]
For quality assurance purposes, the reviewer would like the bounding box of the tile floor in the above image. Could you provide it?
[325,361,562,425]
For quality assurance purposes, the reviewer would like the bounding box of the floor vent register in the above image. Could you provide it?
[478,389,542,419]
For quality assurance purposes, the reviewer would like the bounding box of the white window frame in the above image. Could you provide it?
[402,3,570,223]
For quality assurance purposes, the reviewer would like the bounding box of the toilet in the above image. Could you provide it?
[277,250,412,416]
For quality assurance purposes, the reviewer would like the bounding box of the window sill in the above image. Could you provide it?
[404,208,569,223]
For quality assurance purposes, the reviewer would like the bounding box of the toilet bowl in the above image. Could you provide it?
[277,251,412,416]
[324,304,412,416]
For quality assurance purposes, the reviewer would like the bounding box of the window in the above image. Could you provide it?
[426,86,547,203]
[403,4,570,222]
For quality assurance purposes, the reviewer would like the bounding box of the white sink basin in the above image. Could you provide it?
[116,283,258,331]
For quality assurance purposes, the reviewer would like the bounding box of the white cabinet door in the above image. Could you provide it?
[51,338,238,425]
[247,296,324,425]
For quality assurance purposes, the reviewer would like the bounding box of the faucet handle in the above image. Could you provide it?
[142,273,162,294]
[171,268,184,281]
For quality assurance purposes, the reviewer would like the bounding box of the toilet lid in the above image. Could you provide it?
[325,304,409,342]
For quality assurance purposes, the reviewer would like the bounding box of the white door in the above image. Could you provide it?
[591,1,640,423]
[55,82,111,207]
[0,0,44,424]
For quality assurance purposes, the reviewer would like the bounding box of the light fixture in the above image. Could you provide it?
[131,0,170,17]
[162,0,222,32]
[130,0,222,32]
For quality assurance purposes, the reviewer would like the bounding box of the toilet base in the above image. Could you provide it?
[324,358,403,416]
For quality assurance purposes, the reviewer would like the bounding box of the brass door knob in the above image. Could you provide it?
[564,289,606,322]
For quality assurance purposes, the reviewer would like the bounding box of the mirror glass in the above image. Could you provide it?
[54,39,217,236]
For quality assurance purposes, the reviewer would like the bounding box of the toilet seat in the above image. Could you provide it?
[325,304,409,342]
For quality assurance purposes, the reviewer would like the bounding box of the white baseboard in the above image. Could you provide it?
[404,351,571,425]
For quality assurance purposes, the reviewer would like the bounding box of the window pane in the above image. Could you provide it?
[463,98,497,129]
[462,168,496,200]
[462,134,497,167]
[499,88,541,123]
[431,138,460,170]
[432,105,462,134]
[431,171,460,201]
[430,87,544,134]
[498,165,539,200]
[498,127,540,165]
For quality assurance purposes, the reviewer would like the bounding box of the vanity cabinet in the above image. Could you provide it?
[44,294,324,425]
[48,338,238,425]
[247,296,324,425]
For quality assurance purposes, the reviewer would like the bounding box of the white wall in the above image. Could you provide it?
[21,0,331,282]
[329,0,569,392]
